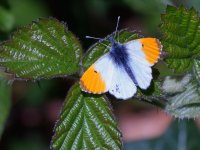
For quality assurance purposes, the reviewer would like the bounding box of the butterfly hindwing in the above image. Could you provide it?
[109,65,137,100]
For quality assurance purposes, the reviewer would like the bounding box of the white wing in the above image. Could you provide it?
[108,64,137,100]
[125,40,153,89]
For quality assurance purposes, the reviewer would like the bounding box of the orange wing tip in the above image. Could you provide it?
[79,80,90,93]
[139,38,162,65]
[80,65,107,94]
[154,39,163,62]
[156,39,162,50]
[80,80,106,94]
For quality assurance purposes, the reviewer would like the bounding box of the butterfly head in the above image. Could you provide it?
[108,36,117,45]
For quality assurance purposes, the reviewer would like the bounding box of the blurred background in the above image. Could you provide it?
[0,0,200,149]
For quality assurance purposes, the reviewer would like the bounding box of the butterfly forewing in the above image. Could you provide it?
[124,38,161,89]
[80,54,114,94]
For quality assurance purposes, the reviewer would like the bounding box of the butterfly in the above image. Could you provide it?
[80,17,162,100]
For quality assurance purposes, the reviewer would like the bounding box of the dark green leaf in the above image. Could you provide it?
[0,77,11,138]
[165,80,200,118]
[82,30,139,69]
[0,6,14,32]
[0,18,83,79]
[138,78,162,96]
[160,6,200,73]
[51,83,121,150]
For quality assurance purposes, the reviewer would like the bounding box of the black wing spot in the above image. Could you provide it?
[94,70,97,73]
[142,44,144,47]
[116,84,120,93]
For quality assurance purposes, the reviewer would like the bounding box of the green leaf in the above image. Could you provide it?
[82,30,140,69]
[0,6,15,32]
[160,6,200,73]
[165,80,200,118]
[51,83,121,150]
[0,18,82,79]
[0,77,11,138]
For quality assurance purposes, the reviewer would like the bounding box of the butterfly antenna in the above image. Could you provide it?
[85,36,110,48]
[85,36,103,40]
[114,16,120,41]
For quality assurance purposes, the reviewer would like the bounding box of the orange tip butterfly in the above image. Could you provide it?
[80,16,162,100]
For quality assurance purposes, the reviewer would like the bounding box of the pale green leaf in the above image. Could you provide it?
[165,80,200,118]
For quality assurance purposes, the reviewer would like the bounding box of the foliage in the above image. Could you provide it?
[51,83,121,150]
[165,78,200,118]
[0,18,82,79]
[160,6,200,74]
[159,6,200,118]
[0,3,200,150]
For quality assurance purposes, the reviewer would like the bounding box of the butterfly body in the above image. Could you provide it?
[80,36,162,100]
[109,38,138,85]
